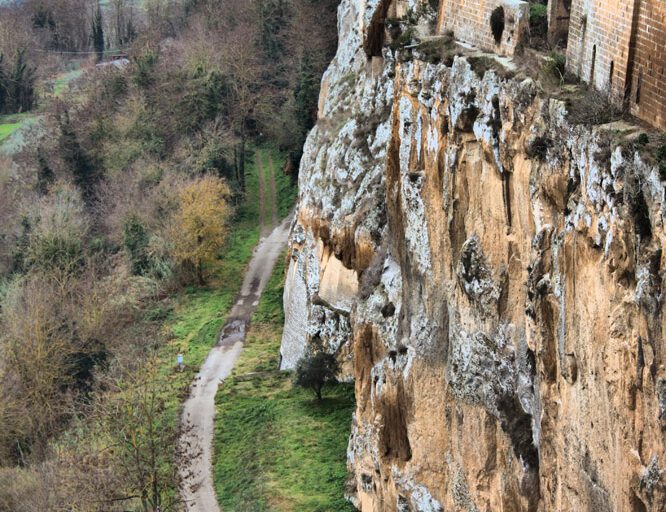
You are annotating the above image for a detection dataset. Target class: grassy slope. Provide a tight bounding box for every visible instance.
[0,114,32,142]
[212,252,356,511]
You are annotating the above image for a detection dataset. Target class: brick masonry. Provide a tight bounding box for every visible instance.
[436,0,530,57]
[566,0,666,130]
[429,0,665,130]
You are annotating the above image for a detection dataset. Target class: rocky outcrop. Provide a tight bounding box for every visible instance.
[281,0,666,510]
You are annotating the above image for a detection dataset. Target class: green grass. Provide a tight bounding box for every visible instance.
[0,120,22,142]
[212,255,356,512]
[150,142,300,499]
[267,145,299,219]
[0,113,34,142]
[51,69,84,97]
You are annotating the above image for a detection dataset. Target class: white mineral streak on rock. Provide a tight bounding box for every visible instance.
[281,0,666,509]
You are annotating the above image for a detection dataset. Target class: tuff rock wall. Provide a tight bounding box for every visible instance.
[280,0,666,510]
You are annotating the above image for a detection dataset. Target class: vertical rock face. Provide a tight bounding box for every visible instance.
[281,1,666,510]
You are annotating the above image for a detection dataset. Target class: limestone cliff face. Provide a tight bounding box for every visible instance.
[280,1,666,510]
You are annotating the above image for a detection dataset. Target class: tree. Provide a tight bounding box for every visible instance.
[103,363,184,512]
[0,49,36,114]
[36,147,55,195]
[111,0,137,47]
[294,345,340,400]
[92,2,105,62]
[294,52,318,138]
[57,109,98,204]
[0,276,84,460]
[0,54,6,113]
[123,215,151,276]
[216,10,266,191]
[170,175,231,284]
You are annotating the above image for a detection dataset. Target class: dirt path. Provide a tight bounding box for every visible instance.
[179,214,291,511]
[256,151,269,237]
[268,154,279,228]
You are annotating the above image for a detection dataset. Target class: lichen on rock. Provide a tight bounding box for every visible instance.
[281,0,666,510]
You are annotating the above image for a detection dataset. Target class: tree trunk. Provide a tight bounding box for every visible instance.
[239,134,246,192]
[197,260,205,286]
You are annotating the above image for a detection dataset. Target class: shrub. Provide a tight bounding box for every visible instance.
[123,215,151,276]
[415,33,456,65]
[637,133,650,146]
[529,4,548,36]
[656,144,666,162]
[527,136,553,161]
[543,51,567,83]
[565,89,623,126]
[133,51,158,89]
[294,346,340,400]
[27,184,88,277]
[390,26,416,51]
[529,3,548,47]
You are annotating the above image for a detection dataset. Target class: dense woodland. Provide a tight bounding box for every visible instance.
[0,0,339,509]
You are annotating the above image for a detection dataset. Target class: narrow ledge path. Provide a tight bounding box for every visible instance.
[178,213,292,512]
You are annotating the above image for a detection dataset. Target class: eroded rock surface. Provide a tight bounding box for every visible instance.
[281,1,666,510]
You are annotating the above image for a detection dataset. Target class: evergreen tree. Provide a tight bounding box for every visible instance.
[0,54,6,114]
[58,110,97,204]
[36,147,55,196]
[123,216,151,276]
[295,53,318,136]
[92,2,105,62]
[257,0,288,60]
[4,50,36,114]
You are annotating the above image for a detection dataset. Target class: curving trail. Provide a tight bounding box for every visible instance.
[178,211,291,511]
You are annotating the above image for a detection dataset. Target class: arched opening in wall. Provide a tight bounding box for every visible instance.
[636,68,643,104]
[548,0,572,48]
[609,61,615,91]
[589,44,597,86]
[490,6,505,45]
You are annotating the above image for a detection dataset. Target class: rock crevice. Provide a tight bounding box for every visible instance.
[281,1,666,510]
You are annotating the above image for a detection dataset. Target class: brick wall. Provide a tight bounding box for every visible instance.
[548,0,572,46]
[629,0,666,129]
[566,0,635,99]
[437,0,529,56]
[565,0,666,130]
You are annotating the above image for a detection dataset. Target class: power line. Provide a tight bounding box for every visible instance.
[32,48,129,55]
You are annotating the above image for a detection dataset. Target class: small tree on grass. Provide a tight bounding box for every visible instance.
[294,344,340,401]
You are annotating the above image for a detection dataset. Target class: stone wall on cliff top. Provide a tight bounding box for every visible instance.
[280,0,666,510]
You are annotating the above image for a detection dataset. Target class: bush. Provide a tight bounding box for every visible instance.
[123,215,151,276]
[27,184,88,277]
[637,133,650,146]
[543,51,566,83]
[294,346,340,400]
[133,51,158,89]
